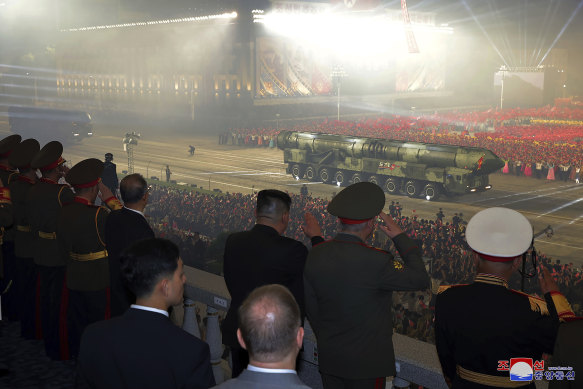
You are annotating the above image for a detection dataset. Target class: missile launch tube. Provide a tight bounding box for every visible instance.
[277,131,504,174]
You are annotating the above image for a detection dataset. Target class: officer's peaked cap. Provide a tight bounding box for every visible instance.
[466,207,533,261]
[66,158,104,189]
[327,182,385,221]
[9,138,40,168]
[0,134,22,158]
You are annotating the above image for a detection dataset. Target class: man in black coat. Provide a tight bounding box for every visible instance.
[77,238,215,389]
[105,173,155,317]
[101,153,119,196]
[222,189,323,377]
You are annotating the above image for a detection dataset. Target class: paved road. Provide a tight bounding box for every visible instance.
[2,121,582,266]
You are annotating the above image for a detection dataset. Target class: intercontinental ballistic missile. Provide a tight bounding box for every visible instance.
[278,131,504,200]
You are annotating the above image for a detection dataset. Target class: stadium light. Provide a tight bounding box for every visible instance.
[257,9,452,63]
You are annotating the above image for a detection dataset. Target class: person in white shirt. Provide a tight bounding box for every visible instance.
[213,284,311,389]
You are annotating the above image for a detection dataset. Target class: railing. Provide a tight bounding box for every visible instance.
[181,265,453,388]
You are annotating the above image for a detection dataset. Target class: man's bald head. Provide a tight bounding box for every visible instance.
[120,173,148,204]
[238,284,301,363]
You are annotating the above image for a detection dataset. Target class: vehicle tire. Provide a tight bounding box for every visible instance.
[334,170,346,186]
[368,175,380,185]
[423,183,441,201]
[320,168,331,183]
[383,177,400,194]
[351,173,363,184]
[291,164,304,180]
[405,180,421,198]
[305,166,317,181]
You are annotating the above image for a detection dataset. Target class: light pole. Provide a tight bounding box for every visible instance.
[275,113,280,130]
[122,131,141,174]
[330,66,347,121]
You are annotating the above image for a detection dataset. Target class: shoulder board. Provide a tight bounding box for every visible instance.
[437,284,467,294]
[509,289,549,316]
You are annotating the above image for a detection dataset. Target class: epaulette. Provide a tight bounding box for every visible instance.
[104,196,123,211]
[0,187,11,204]
[549,291,575,321]
[509,289,549,316]
[437,284,467,294]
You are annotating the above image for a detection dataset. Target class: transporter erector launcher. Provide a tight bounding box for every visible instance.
[277,131,504,201]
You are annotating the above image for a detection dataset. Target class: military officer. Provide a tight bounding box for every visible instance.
[27,141,74,359]
[304,182,430,389]
[8,138,40,339]
[0,134,21,320]
[56,158,122,358]
[435,207,574,389]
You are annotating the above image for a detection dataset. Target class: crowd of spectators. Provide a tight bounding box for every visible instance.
[223,106,583,181]
[145,185,583,344]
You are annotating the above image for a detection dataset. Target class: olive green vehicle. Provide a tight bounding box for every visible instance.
[277,131,505,201]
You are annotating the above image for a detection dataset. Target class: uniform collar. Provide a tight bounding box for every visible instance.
[474,273,509,289]
[40,177,59,185]
[74,196,92,206]
[334,232,365,244]
[17,175,36,184]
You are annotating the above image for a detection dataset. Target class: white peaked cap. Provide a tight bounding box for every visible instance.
[466,207,533,261]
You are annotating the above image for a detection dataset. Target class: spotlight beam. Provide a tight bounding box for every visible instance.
[462,0,510,69]
[538,0,583,66]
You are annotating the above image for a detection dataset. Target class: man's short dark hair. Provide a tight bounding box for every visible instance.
[120,238,179,298]
[238,284,301,363]
[120,173,148,204]
[256,189,291,219]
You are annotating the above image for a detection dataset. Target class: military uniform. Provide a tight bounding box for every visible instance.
[8,139,41,339]
[27,141,74,359]
[304,182,430,388]
[0,134,21,321]
[56,158,122,357]
[435,207,574,389]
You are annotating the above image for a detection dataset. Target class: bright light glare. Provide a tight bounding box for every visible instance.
[425,195,431,200]
[259,11,452,60]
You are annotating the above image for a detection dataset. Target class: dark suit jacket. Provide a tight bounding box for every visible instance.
[549,319,583,389]
[105,207,155,262]
[212,369,311,389]
[105,207,155,315]
[304,232,429,379]
[77,307,215,389]
[222,224,321,347]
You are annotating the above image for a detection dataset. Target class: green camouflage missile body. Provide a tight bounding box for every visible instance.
[277,131,505,200]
